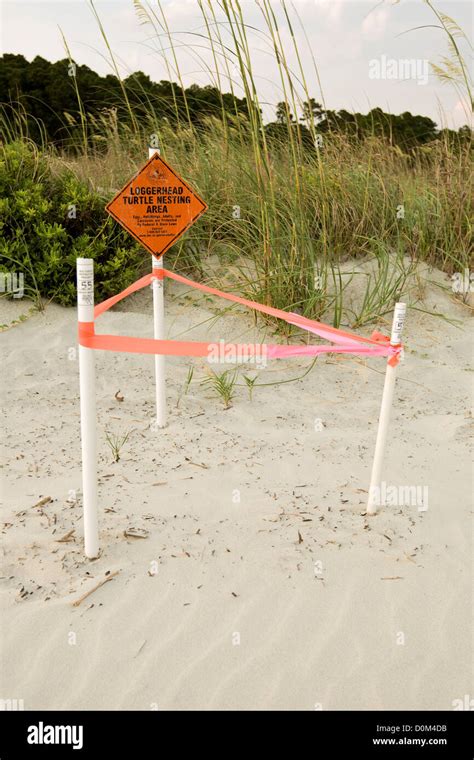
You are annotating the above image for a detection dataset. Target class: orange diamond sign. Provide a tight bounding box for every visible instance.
[106,152,208,259]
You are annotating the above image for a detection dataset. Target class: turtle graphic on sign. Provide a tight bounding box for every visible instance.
[106,153,208,259]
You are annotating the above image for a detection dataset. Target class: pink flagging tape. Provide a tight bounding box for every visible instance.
[163,269,379,347]
[78,270,402,365]
[94,273,155,317]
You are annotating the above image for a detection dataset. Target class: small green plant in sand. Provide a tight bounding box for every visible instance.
[105,428,134,462]
[243,374,259,401]
[201,369,238,409]
[176,365,194,408]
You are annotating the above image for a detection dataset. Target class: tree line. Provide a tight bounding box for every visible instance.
[0,53,251,144]
[273,98,471,152]
[0,54,471,151]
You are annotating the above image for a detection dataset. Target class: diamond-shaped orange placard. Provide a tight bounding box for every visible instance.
[106,153,208,259]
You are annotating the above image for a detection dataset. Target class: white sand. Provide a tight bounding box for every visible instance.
[1,263,472,710]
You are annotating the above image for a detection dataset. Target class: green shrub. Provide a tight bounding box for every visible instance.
[0,140,148,306]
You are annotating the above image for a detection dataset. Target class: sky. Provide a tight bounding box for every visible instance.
[1,0,472,129]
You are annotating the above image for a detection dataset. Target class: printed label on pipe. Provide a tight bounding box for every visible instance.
[391,304,407,345]
[77,264,94,306]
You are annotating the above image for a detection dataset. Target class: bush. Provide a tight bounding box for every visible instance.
[0,140,148,306]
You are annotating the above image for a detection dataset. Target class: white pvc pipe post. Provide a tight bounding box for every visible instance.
[149,145,167,428]
[77,258,99,558]
[366,303,407,515]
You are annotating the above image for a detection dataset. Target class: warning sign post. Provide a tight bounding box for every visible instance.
[106,153,208,259]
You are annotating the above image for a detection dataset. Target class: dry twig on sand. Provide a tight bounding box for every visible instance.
[71,571,120,607]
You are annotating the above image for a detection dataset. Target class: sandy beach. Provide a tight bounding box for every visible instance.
[1,263,472,711]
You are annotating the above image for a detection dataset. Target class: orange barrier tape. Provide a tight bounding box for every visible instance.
[162,269,382,348]
[78,321,397,360]
[78,270,402,364]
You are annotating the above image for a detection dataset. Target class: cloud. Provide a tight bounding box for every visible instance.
[312,0,345,24]
[452,97,473,129]
[361,6,390,40]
